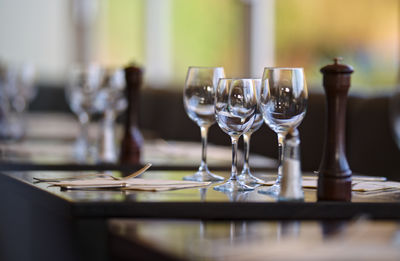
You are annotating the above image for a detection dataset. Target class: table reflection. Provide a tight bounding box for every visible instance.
[109,219,400,261]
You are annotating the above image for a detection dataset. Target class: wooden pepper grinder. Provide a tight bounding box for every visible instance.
[119,64,144,165]
[317,58,353,201]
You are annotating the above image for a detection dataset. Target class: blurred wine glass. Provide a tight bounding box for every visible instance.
[389,86,400,149]
[237,79,266,186]
[214,78,258,192]
[0,63,36,141]
[258,68,308,197]
[95,68,127,163]
[183,66,225,181]
[66,64,103,162]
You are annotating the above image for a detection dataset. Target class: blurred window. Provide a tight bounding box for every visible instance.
[100,0,145,67]
[98,0,400,92]
[101,0,249,87]
[275,0,399,93]
[0,0,398,93]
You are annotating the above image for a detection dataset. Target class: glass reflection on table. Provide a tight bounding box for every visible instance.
[108,218,400,261]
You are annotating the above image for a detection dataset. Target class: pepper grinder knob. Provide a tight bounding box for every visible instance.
[317,58,353,201]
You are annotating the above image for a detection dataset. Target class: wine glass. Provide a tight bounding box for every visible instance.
[66,64,104,162]
[183,66,225,181]
[237,79,266,186]
[0,63,36,141]
[213,78,258,192]
[258,68,308,196]
[95,68,127,163]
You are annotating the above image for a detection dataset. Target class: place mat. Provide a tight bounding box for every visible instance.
[49,177,211,192]
[262,176,400,192]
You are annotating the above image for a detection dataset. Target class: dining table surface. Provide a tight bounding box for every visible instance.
[2,168,400,261]
[2,113,400,261]
[0,113,276,171]
[3,169,400,220]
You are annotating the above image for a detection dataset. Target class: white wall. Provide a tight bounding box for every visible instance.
[0,0,72,83]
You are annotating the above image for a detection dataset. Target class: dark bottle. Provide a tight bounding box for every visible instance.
[317,58,353,201]
[119,64,144,165]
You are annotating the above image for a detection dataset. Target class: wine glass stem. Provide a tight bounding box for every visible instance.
[78,112,90,146]
[277,132,285,184]
[199,125,210,172]
[243,132,252,172]
[100,110,116,161]
[230,135,240,180]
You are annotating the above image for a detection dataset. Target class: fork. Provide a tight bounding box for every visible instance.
[33,163,152,182]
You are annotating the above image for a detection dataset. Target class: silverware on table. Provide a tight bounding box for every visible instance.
[34,163,152,182]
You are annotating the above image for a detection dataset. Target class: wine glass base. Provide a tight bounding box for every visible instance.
[225,190,250,202]
[183,171,225,182]
[237,172,265,187]
[258,183,280,197]
[213,179,254,192]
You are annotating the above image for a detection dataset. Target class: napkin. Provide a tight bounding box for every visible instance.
[50,178,211,191]
[261,176,400,192]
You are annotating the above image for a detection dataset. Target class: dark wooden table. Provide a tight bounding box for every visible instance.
[0,114,398,260]
[1,169,400,261]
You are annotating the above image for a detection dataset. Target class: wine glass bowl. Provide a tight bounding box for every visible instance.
[215,79,257,136]
[183,67,225,181]
[258,68,308,196]
[94,68,127,113]
[184,86,216,127]
[67,65,104,117]
[214,78,258,192]
[390,88,400,149]
[260,68,308,133]
[237,79,266,186]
